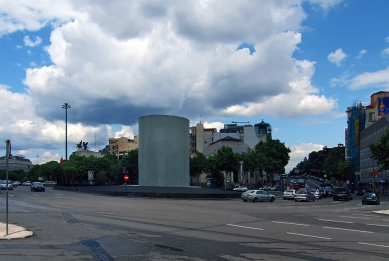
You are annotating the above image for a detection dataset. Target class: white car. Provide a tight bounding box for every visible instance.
[282,189,296,200]
[233,186,248,192]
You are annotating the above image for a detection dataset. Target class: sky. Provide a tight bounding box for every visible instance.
[1,0,389,172]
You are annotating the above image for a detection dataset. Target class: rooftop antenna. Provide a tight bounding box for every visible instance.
[200,115,202,124]
[95,133,96,152]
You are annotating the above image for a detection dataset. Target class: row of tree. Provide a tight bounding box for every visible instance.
[1,139,291,187]
[293,128,389,181]
[190,139,291,186]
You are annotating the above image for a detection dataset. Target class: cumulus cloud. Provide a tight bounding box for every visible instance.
[0,0,344,163]
[23,35,42,47]
[328,48,347,66]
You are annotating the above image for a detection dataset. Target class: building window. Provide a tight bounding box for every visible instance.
[369,112,375,122]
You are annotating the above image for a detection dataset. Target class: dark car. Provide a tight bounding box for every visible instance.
[31,182,45,192]
[356,190,366,196]
[362,192,380,205]
[318,189,327,198]
[333,187,352,201]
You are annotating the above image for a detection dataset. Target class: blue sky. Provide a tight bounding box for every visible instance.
[1,0,389,171]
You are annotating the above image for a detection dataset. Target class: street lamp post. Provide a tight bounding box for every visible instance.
[62,103,71,183]
[239,161,244,185]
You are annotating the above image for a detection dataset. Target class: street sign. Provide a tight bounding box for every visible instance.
[124,174,129,181]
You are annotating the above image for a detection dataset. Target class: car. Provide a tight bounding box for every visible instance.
[294,190,315,202]
[318,189,327,198]
[42,181,57,186]
[362,192,380,205]
[241,190,276,202]
[22,181,31,186]
[233,186,248,192]
[282,189,296,200]
[0,180,13,190]
[333,187,352,201]
[31,182,45,192]
[324,187,334,196]
[356,190,366,196]
[311,189,323,199]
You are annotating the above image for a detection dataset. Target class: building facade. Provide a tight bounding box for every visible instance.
[108,136,139,160]
[0,155,33,172]
[346,91,389,194]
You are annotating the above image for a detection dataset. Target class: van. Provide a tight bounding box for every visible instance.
[42,181,56,185]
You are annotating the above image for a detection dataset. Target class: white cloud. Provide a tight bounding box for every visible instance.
[356,49,367,59]
[381,48,389,58]
[0,1,344,164]
[349,68,389,90]
[286,143,325,172]
[385,36,389,42]
[327,48,347,66]
[23,35,42,47]
[308,0,344,11]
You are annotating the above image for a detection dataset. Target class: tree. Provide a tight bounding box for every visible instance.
[120,150,138,183]
[323,147,350,181]
[206,146,239,187]
[190,151,208,185]
[369,129,389,171]
[254,139,290,174]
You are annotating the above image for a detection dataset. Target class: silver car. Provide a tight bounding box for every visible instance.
[282,189,296,200]
[241,190,276,202]
[294,190,315,202]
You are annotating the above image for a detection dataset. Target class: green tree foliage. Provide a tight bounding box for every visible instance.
[323,146,350,181]
[190,151,208,185]
[369,129,389,171]
[254,139,290,174]
[120,150,138,182]
[206,146,239,186]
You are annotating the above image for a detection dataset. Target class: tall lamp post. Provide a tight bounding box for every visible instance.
[62,103,71,183]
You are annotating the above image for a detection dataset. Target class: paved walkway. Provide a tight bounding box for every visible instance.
[0,222,33,240]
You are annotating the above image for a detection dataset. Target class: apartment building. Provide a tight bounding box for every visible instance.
[0,155,33,172]
[109,136,139,159]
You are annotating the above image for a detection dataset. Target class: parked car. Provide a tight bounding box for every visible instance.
[356,190,366,196]
[22,181,31,186]
[361,192,380,205]
[311,189,323,199]
[241,190,276,202]
[324,187,334,196]
[42,181,57,186]
[282,189,297,200]
[318,188,326,198]
[233,186,248,192]
[333,187,352,201]
[294,190,315,202]
[0,180,13,190]
[31,182,45,192]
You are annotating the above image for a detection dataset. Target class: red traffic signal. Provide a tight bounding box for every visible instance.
[124,174,129,181]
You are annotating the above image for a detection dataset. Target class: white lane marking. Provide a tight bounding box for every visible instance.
[352,214,375,217]
[339,216,369,219]
[323,226,373,233]
[367,224,389,228]
[272,221,309,226]
[287,232,331,240]
[226,224,263,230]
[318,219,354,224]
[359,242,389,248]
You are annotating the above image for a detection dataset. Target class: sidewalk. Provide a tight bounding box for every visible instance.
[0,222,33,240]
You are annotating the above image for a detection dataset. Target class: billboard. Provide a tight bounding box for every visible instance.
[378,97,389,116]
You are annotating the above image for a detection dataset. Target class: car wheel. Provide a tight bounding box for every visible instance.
[283,198,286,200]
[270,197,275,202]
[313,198,315,202]
[253,197,258,202]
[295,199,297,202]
[243,200,247,202]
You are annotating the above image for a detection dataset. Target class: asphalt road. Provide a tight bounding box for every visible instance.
[1,186,388,261]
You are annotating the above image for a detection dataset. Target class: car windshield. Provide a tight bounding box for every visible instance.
[364,192,377,197]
